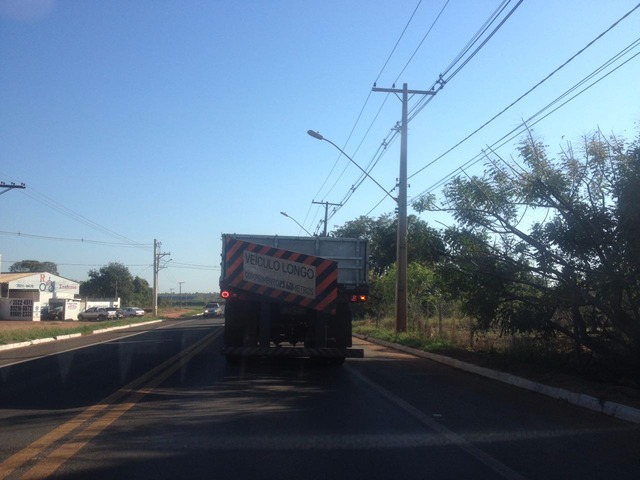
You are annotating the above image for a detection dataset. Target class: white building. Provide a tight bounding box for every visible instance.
[0,272,81,321]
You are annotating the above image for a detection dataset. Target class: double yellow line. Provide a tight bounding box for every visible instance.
[1,328,222,479]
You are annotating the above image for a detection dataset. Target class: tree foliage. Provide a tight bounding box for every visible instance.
[419,128,640,375]
[332,213,445,275]
[332,213,445,325]
[374,262,439,328]
[9,260,59,275]
[80,262,152,307]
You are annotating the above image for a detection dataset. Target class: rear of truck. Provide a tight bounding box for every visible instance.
[219,234,368,364]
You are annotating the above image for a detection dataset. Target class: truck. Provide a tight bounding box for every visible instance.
[220,234,369,364]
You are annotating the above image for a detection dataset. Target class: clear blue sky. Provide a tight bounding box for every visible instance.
[1,0,639,294]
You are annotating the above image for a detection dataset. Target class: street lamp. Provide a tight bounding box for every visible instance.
[280,211,313,236]
[308,129,408,333]
[307,130,396,202]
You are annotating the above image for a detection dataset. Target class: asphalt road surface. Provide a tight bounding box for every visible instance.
[1,317,639,479]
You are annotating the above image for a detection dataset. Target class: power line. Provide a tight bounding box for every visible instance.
[0,229,152,248]
[322,1,522,225]
[306,0,437,230]
[2,260,151,268]
[375,0,424,85]
[408,1,640,183]
[169,262,220,271]
[0,171,146,246]
[392,0,451,85]
[410,36,640,206]
[441,0,521,83]
[406,0,525,124]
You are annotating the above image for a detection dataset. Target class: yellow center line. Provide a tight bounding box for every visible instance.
[0,328,221,479]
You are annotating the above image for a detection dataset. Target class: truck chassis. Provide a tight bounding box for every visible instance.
[222,294,364,364]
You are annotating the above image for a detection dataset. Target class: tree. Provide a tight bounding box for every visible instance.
[419,128,640,377]
[332,213,445,275]
[332,213,446,328]
[130,276,152,307]
[80,262,151,307]
[333,214,396,275]
[9,260,59,275]
[378,262,438,330]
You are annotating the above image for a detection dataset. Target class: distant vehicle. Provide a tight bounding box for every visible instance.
[203,302,223,318]
[123,307,145,317]
[77,307,118,322]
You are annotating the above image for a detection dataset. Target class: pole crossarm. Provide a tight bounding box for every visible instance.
[372,87,437,96]
[312,200,342,237]
[0,182,26,196]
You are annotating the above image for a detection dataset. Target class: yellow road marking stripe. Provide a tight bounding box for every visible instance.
[0,328,221,479]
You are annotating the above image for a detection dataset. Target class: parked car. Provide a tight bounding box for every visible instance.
[123,307,145,317]
[203,302,223,318]
[47,306,64,320]
[77,307,118,322]
[40,305,63,320]
[106,307,124,319]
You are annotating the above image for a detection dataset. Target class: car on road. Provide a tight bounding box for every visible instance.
[203,302,223,318]
[77,307,118,322]
[123,307,145,317]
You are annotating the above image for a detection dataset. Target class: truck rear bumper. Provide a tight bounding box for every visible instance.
[222,346,364,358]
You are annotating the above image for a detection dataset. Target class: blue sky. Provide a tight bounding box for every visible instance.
[1,0,639,294]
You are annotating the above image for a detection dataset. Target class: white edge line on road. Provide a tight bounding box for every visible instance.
[347,365,527,480]
[356,334,640,424]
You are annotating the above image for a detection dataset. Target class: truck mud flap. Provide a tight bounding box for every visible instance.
[222,346,364,358]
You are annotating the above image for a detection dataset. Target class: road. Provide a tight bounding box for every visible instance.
[1,317,639,479]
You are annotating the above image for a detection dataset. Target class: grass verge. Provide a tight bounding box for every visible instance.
[353,320,459,353]
[0,317,160,345]
[353,318,597,382]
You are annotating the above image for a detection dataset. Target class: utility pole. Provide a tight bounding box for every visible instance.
[152,239,171,316]
[372,83,436,333]
[312,200,342,236]
[178,281,185,306]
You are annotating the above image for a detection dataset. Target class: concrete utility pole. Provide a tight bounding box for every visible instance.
[152,239,171,316]
[312,200,342,236]
[178,281,185,306]
[372,83,435,333]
